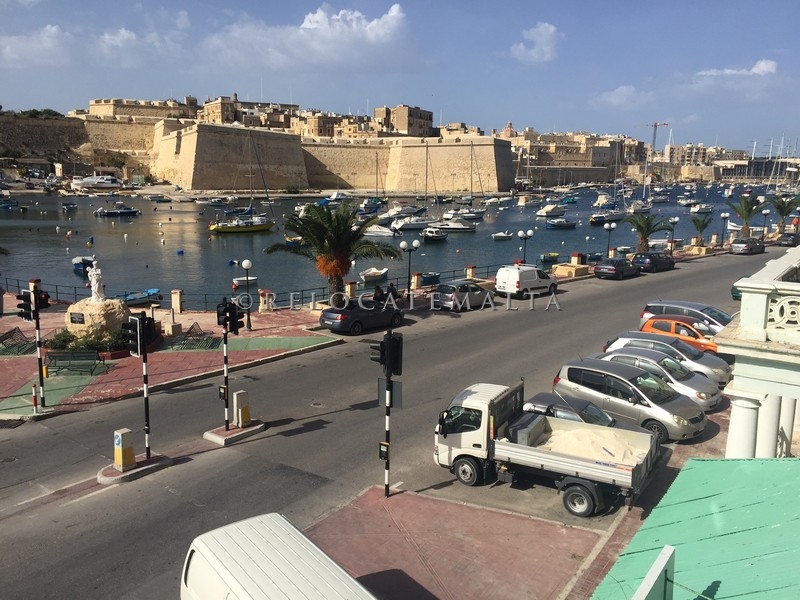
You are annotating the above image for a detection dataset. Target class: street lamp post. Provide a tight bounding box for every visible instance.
[604,222,617,257]
[517,229,534,263]
[399,239,420,301]
[668,216,680,254]
[241,259,253,331]
[761,208,771,241]
[720,212,730,247]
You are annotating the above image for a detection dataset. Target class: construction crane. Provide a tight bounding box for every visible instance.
[644,122,669,189]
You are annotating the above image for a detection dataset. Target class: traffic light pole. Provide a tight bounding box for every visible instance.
[141,332,151,459]
[33,305,46,409]
[383,374,393,498]
[222,325,230,431]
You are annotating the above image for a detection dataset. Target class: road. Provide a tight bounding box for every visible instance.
[0,252,760,599]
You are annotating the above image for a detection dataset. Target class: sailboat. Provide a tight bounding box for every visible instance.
[445,142,487,219]
[209,132,276,234]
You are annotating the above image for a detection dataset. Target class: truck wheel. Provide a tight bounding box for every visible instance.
[562,485,595,517]
[644,420,669,444]
[453,457,482,486]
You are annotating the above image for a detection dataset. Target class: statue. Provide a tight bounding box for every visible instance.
[87,260,106,302]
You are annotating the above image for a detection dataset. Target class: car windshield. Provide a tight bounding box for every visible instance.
[700,306,732,325]
[669,337,703,359]
[631,372,679,404]
[657,354,693,381]
[578,403,614,426]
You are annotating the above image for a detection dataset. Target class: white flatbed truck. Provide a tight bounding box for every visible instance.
[433,381,660,517]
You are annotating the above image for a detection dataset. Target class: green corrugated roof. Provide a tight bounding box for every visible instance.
[592,458,800,599]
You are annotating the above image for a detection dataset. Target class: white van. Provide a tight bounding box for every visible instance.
[494,264,557,299]
[181,513,376,600]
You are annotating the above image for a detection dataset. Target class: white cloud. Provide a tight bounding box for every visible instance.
[510,22,562,65]
[202,4,408,70]
[0,24,73,68]
[175,10,190,31]
[99,28,137,50]
[590,85,654,110]
[695,59,777,78]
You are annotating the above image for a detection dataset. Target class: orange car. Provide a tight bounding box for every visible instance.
[639,315,719,354]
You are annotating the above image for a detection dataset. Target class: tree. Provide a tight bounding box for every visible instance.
[264,203,401,307]
[690,214,714,247]
[622,213,672,253]
[769,194,800,235]
[725,195,759,238]
[107,152,128,171]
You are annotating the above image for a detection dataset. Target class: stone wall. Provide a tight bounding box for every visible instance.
[0,114,88,158]
[301,138,391,191]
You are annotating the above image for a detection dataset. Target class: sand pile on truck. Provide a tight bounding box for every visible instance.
[536,429,649,467]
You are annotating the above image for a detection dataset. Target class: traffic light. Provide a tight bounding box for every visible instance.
[385,332,403,377]
[217,302,227,326]
[121,316,142,357]
[16,292,34,321]
[226,302,245,335]
[36,291,51,310]
[370,339,386,367]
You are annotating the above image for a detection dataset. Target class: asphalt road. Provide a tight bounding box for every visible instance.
[0,251,761,599]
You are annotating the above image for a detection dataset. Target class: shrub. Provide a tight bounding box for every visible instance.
[46,330,76,350]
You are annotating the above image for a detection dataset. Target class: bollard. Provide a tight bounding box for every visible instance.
[31,384,38,413]
[113,428,136,472]
[232,390,251,428]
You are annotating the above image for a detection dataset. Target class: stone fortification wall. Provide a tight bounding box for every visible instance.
[89,98,191,119]
[155,124,308,191]
[302,138,391,191]
[81,117,156,155]
[0,114,88,158]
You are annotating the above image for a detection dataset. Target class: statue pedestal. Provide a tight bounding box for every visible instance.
[65,298,129,336]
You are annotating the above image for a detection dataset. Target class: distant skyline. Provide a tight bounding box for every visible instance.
[2,1,798,155]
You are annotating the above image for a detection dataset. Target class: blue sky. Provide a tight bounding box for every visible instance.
[1,1,798,154]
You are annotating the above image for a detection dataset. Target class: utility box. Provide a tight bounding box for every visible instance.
[233,390,251,428]
[113,428,135,472]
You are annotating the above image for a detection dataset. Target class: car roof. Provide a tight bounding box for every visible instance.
[596,347,674,363]
[529,391,592,412]
[563,357,648,379]
[643,314,706,326]
[613,330,682,346]
[440,279,473,285]
[644,299,719,312]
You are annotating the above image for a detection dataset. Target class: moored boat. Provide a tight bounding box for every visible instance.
[589,209,626,225]
[114,288,163,307]
[689,203,714,214]
[535,204,567,218]
[546,217,577,230]
[432,218,477,231]
[491,230,514,240]
[359,267,389,283]
[363,224,400,238]
[420,226,448,241]
[208,214,276,233]
[94,203,141,217]
[71,255,95,276]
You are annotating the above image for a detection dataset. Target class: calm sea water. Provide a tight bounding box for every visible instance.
[0,184,764,308]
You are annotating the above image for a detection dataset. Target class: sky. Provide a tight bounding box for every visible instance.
[1,0,799,154]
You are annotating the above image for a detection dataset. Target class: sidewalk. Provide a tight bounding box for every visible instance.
[0,296,339,419]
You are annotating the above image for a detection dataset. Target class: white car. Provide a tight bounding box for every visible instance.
[591,348,721,411]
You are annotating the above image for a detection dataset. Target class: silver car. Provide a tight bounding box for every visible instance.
[553,358,707,443]
[603,331,732,389]
[591,348,721,411]
[638,299,733,335]
[433,279,494,311]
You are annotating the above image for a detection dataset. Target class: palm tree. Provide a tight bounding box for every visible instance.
[622,213,672,253]
[264,203,401,307]
[725,195,759,238]
[690,214,713,247]
[769,194,800,235]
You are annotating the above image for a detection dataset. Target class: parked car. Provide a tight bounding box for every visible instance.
[591,348,721,411]
[730,237,765,255]
[640,315,719,353]
[553,358,707,443]
[494,264,557,299]
[318,298,402,335]
[631,251,675,273]
[523,391,651,433]
[603,331,732,389]
[776,232,800,247]
[593,258,640,280]
[433,279,494,311]
[638,300,733,335]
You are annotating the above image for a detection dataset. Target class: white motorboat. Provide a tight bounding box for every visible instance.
[359,267,389,283]
[589,209,626,225]
[390,215,438,230]
[626,200,652,214]
[363,224,400,237]
[689,203,714,214]
[420,227,448,241]
[79,175,123,190]
[442,206,487,220]
[432,218,476,231]
[491,230,514,240]
[535,204,568,218]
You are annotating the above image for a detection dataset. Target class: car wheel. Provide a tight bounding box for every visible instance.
[644,420,669,444]
[349,321,363,335]
[520,288,530,300]
[453,457,482,486]
[562,485,595,517]
[390,312,402,327]
[547,283,557,295]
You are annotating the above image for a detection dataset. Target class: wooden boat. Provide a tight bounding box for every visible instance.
[208,214,276,233]
[359,267,389,283]
[114,288,163,306]
[420,272,441,286]
[546,218,577,230]
[72,256,95,276]
[491,230,514,240]
[421,226,448,241]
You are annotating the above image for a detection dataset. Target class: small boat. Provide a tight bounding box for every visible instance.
[592,193,615,208]
[359,267,389,283]
[546,218,577,230]
[689,203,714,214]
[539,252,560,263]
[284,235,304,246]
[114,288,163,307]
[491,230,514,240]
[72,256,95,276]
[626,200,652,214]
[208,214,276,233]
[224,203,255,216]
[61,202,78,211]
[146,194,172,203]
[535,204,568,218]
[676,196,699,207]
[94,203,141,217]
[0,198,20,210]
[421,227,448,241]
[390,215,438,231]
[442,207,487,220]
[420,272,441,286]
[363,224,400,238]
[589,209,626,225]
[432,218,477,231]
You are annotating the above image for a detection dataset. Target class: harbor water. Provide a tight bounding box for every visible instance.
[0,184,771,308]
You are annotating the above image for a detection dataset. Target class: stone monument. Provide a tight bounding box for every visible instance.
[65,259,130,336]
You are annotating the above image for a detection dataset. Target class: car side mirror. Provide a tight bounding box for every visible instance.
[438,411,448,438]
